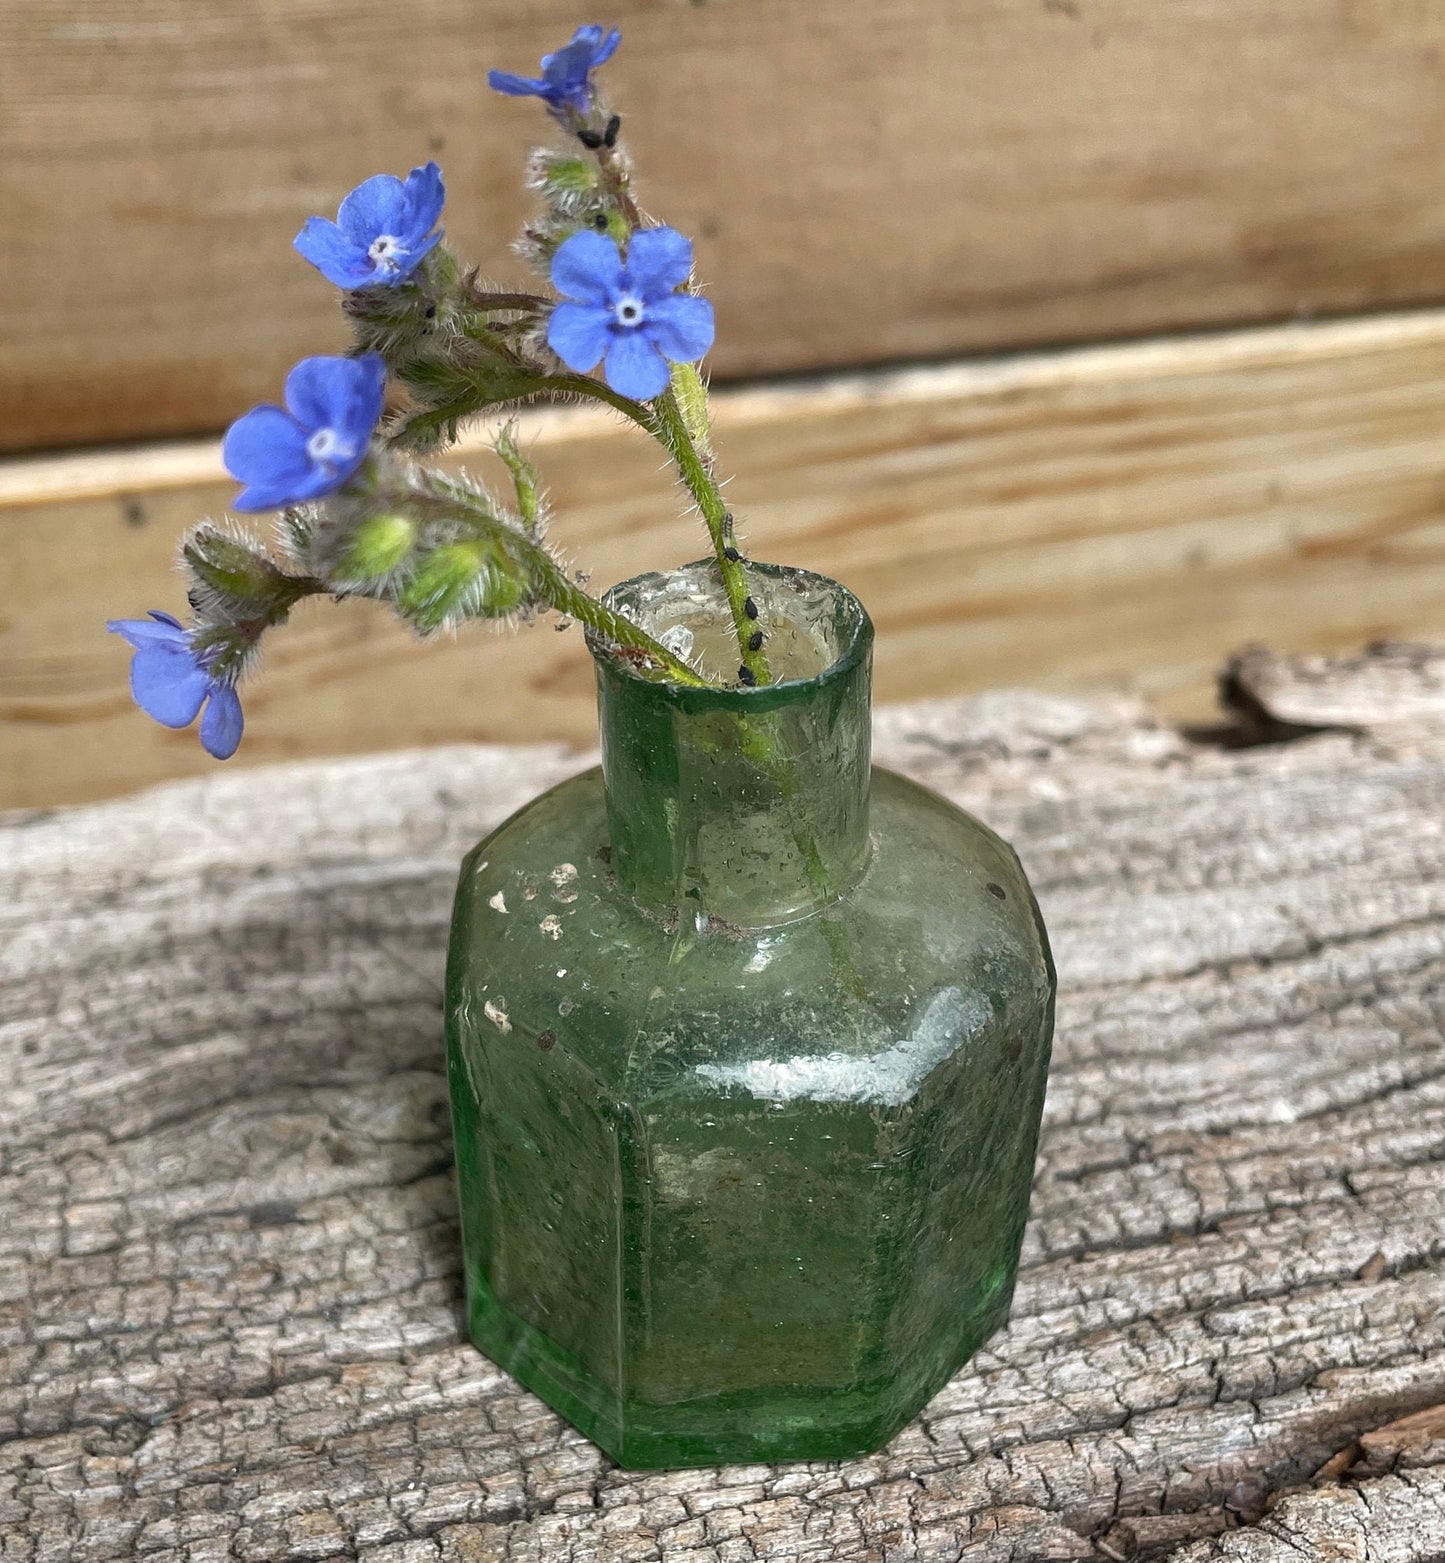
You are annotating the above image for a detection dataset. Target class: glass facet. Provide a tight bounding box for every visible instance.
[446,563,1055,1468]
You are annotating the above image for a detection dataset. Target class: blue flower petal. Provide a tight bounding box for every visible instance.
[645,293,715,363]
[199,683,245,760]
[590,27,622,67]
[401,162,445,242]
[223,404,311,482]
[296,166,442,289]
[294,217,374,289]
[337,353,388,441]
[604,331,671,400]
[488,69,549,96]
[283,356,344,431]
[547,301,612,373]
[131,644,210,728]
[107,614,189,651]
[224,405,310,478]
[284,354,385,441]
[543,25,620,86]
[226,358,384,510]
[540,37,592,79]
[404,229,445,274]
[233,467,343,513]
[551,229,623,305]
[626,227,694,298]
[336,173,409,245]
[493,25,620,108]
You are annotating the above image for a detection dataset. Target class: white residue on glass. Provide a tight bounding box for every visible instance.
[692,987,990,1107]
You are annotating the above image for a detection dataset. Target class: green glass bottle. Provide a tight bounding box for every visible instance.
[445,562,1055,1468]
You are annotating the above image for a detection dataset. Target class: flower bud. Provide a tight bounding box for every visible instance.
[397,538,531,631]
[420,244,461,292]
[519,210,628,276]
[479,558,530,615]
[529,150,601,207]
[399,542,483,629]
[334,514,416,582]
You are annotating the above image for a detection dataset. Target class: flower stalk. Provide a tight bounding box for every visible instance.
[651,384,771,683]
[588,137,643,232]
[108,22,793,763]
[415,470,707,685]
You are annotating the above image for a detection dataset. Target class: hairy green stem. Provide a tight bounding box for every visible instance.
[405,372,771,684]
[542,373,656,430]
[594,143,643,230]
[191,573,330,682]
[386,279,767,681]
[422,474,707,687]
[389,370,656,451]
[652,390,771,684]
[466,288,550,312]
[529,551,707,686]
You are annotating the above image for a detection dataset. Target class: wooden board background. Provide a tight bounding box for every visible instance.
[8,0,1445,450]
[6,310,1445,810]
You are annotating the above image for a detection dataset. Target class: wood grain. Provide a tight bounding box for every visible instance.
[8,0,1445,449]
[4,647,1445,1558]
[7,311,1445,810]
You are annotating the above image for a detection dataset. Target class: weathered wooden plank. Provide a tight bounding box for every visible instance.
[7,312,1445,809]
[9,0,1445,450]
[2,646,1444,1559]
[1163,1471,1445,1561]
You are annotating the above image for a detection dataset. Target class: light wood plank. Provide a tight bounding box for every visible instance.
[6,310,1445,809]
[9,0,1445,449]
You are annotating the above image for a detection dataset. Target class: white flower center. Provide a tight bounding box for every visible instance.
[306,427,355,467]
[613,293,645,329]
[368,233,404,272]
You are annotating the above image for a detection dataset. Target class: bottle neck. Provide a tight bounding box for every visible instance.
[591,564,873,930]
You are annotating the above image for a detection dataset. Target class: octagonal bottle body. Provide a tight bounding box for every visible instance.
[445,564,1054,1468]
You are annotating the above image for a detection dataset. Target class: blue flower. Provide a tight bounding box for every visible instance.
[294,163,445,289]
[106,612,245,760]
[488,25,621,117]
[547,228,715,401]
[223,354,386,512]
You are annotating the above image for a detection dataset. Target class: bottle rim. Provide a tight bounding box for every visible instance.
[586,559,873,714]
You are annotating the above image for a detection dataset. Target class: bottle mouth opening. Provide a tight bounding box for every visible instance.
[588,560,872,709]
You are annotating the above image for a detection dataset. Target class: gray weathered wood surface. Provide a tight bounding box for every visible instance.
[3,647,1445,1561]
